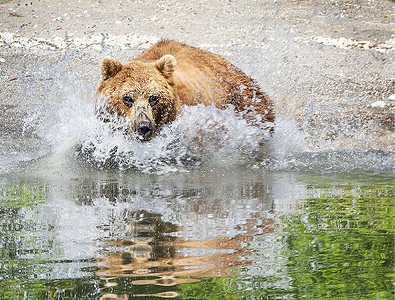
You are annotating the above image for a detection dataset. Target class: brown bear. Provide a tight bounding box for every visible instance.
[97,40,274,141]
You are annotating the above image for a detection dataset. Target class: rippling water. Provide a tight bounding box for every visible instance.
[0,65,394,299]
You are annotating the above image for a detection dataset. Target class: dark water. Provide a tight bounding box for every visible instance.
[0,169,393,299]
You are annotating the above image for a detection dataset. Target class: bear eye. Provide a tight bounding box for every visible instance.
[122,94,134,107]
[148,95,160,107]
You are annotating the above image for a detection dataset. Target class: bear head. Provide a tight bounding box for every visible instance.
[97,55,178,141]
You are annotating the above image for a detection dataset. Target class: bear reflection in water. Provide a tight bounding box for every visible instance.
[96,210,273,299]
[69,179,275,299]
[97,40,275,141]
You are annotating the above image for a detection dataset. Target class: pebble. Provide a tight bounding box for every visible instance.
[388,94,395,101]
[370,100,386,108]
[0,57,5,63]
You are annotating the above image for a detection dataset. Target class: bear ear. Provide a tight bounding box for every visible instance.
[156,54,177,78]
[101,57,122,79]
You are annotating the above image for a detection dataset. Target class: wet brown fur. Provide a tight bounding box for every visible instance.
[97,40,275,137]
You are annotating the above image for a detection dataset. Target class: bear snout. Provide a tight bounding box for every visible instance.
[131,103,156,141]
[136,121,154,141]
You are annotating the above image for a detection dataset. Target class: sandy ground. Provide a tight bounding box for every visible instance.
[0,0,394,151]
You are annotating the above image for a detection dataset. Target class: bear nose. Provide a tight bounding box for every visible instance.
[136,121,154,140]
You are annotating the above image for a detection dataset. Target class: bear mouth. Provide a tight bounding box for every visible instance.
[136,121,155,141]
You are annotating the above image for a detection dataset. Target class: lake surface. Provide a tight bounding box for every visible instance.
[0,169,393,299]
[0,66,394,299]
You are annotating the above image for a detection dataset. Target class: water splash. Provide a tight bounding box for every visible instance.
[68,102,276,173]
[16,65,277,174]
[4,64,392,175]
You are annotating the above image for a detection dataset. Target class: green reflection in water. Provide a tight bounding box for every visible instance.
[1,183,47,208]
[0,183,50,298]
[0,179,393,299]
[282,184,394,300]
